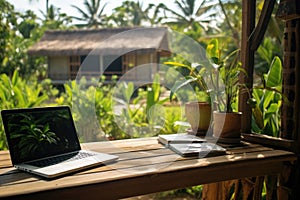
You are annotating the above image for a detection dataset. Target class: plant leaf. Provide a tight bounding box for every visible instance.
[170,77,197,101]
[265,56,282,88]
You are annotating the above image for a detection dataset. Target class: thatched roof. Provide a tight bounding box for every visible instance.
[28,27,170,56]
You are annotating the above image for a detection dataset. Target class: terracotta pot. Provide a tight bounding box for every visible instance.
[213,111,242,139]
[185,102,212,134]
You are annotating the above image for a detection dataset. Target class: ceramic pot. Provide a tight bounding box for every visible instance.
[185,102,212,135]
[213,111,242,139]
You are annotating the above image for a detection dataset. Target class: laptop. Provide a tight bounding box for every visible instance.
[1,106,118,178]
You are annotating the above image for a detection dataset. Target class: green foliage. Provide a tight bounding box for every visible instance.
[255,37,283,76]
[0,0,25,75]
[72,0,108,28]
[55,77,116,142]
[0,70,58,150]
[215,0,242,49]
[0,73,182,147]
[161,0,217,41]
[1,1,45,78]
[249,56,283,137]
[41,5,73,29]
[95,79,128,140]
[206,39,245,112]
[164,61,209,102]
[0,70,50,109]
[108,1,165,27]
[0,1,288,199]
[113,74,173,138]
[0,0,74,79]
[164,38,246,114]
[56,75,181,141]
[159,106,186,134]
[157,185,202,199]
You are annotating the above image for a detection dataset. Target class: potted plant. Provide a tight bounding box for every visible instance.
[164,60,212,136]
[206,39,246,143]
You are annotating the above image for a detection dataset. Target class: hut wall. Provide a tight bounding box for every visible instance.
[48,56,69,80]
[122,52,158,83]
[136,53,155,81]
[46,51,159,84]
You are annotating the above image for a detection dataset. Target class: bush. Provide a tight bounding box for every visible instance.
[56,75,185,142]
[0,70,58,150]
[0,72,186,149]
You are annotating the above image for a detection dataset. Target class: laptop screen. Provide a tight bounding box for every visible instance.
[1,106,81,164]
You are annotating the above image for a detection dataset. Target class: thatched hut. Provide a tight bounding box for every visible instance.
[28,27,170,84]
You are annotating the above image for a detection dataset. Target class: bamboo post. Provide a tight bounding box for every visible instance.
[276,0,300,198]
[239,0,256,133]
[279,19,300,200]
[280,20,300,140]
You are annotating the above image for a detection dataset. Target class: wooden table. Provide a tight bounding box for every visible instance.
[0,137,296,200]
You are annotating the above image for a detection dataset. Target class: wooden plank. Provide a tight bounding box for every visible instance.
[84,137,272,154]
[0,148,182,187]
[0,148,295,198]
[0,147,174,174]
[0,138,273,172]
[0,138,163,169]
[0,151,10,165]
[0,151,295,200]
[0,148,177,180]
[0,138,296,199]
[81,137,162,153]
[0,167,17,175]
[0,161,12,169]
[0,150,9,155]
[0,138,290,175]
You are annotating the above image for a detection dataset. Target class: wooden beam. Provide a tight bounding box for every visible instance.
[250,0,276,51]
[239,0,256,133]
[242,133,298,152]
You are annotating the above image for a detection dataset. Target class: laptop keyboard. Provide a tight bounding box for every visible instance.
[26,152,96,167]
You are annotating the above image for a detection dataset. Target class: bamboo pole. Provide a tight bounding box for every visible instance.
[239,0,256,133]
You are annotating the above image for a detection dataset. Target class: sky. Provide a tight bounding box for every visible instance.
[6,0,176,24]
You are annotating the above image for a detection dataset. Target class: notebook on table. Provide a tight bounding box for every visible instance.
[168,142,226,157]
[158,133,206,146]
[1,106,118,179]
[158,133,226,157]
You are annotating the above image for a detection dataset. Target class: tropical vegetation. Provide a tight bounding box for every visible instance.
[0,0,285,198]
[205,39,245,113]
[72,0,108,28]
[0,0,284,141]
[249,56,283,137]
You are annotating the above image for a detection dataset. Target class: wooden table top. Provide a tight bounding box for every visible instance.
[0,137,296,200]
